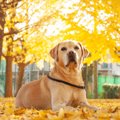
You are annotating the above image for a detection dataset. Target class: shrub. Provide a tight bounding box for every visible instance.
[103,84,120,98]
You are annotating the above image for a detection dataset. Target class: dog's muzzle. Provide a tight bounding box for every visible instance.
[68,51,76,63]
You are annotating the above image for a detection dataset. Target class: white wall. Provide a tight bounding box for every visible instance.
[112,64,120,76]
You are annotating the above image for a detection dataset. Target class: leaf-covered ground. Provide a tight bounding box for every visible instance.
[0,98,120,120]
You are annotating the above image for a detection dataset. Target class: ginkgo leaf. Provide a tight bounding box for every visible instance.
[1,98,120,120]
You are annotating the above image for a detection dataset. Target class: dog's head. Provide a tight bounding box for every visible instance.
[50,40,89,69]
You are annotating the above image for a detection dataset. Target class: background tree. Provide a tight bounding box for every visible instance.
[2,0,22,97]
[2,0,61,96]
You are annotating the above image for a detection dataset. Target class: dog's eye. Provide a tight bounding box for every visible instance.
[61,47,67,51]
[74,46,79,50]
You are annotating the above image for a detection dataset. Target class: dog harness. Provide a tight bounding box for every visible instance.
[47,74,85,89]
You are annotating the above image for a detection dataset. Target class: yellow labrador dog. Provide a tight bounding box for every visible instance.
[15,40,97,110]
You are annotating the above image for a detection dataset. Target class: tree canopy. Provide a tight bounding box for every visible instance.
[1,0,120,64]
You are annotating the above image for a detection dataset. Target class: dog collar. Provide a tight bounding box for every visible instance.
[47,75,85,89]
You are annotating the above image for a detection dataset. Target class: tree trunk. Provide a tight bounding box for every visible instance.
[82,64,88,96]
[15,63,25,96]
[93,61,98,98]
[5,56,13,97]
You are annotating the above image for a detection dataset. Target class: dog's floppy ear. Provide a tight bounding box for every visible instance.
[78,42,89,59]
[83,47,89,58]
[50,44,59,61]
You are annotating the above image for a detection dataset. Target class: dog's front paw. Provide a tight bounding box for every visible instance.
[79,102,100,111]
[89,105,100,111]
[63,106,77,112]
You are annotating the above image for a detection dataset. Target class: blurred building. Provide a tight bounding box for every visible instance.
[98,63,120,76]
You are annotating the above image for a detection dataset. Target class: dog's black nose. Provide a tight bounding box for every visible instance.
[69,51,74,56]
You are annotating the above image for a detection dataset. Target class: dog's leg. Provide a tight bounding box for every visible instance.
[79,102,99,111]
[52,103,77,111]
[50,87,72,111]
[52,102,67,111]
[51,91,68,111]
[51,92,72,111]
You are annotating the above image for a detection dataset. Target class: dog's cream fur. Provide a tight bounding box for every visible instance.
[15,40,97,110]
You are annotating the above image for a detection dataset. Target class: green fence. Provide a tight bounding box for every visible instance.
[98,75,120,96]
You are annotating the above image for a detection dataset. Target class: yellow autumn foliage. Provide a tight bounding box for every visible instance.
[2,0,120,64]
[0,98,120,120]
